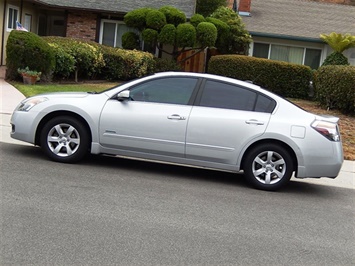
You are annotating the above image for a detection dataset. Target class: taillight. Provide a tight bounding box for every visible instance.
[311,120,340,142]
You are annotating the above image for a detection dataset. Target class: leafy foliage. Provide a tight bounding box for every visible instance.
[158,24,176,45]
[322,51,350,66]
[44,37,105,80]
[196,22,218,47]
[314,65,355,114]
[208,55,312,99]
[154,58,183,72]
[124,6,240,62]
[122,32,141,50]
[320,32,355,53]
[210,7,252,54]
[6,30,55,81]
[146,10,167,30]
[196,0,227,17]
[47,42,75,78]
[142,28,159,45]
[176,23,197,48]
[123,8,153,30]
[101,46,155,80]
[159,6,186,26]
[190,14,206,28]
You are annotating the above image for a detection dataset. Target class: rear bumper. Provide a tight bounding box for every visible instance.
[296,142,343,178]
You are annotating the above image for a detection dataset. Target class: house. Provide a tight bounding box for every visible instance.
[2,0,354,71]
[0,0,196,66]
[232,0,355,68]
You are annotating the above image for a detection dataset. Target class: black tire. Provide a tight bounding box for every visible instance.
[243,143,294,191]
[40,116,89,163]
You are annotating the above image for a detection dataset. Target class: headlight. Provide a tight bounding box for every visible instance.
[17,97,48,112]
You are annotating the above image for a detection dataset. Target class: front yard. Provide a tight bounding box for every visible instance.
[11,81,355,160]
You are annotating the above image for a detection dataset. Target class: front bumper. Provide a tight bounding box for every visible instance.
[10,111,40,144]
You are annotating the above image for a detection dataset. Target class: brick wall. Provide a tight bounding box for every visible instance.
[66,11,97,41]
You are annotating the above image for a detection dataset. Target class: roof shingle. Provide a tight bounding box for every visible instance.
[35,0,196,18]
[240,0,355,41]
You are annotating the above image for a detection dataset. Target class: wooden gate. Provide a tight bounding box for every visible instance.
[178,49,206,73]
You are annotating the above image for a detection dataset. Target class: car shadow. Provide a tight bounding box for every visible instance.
[2,142,350,197]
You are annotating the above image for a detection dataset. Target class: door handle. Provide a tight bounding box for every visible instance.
[245,119,265,125]
[167,114,186,120]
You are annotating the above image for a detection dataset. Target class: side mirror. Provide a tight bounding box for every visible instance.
[117,90,130,101]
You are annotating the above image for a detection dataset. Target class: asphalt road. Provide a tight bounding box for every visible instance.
[1,142,355,265]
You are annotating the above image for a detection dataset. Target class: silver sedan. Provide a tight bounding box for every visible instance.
[10,72,343,190]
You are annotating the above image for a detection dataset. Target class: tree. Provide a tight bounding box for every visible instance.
[210,6,252,55]
[124,6,218,62]
[320,32,355,66]
[196,0,227,17]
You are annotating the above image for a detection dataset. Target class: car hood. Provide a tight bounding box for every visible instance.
[36,92,91,99]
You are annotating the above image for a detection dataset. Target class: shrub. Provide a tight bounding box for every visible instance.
[159,6,186,26]
[101,46,155,80]
[47,42,75,79]
[44,37,105,80]
[154,58,183,72]
[314,65,355,114]
[6,30,55,81]
[124,8,153,30]
[146,10,166,30]
[321,51,349,66]
[190,14,206,28]
[176,23,196,48]
[196,22,217,47]
[142,28,159,44]
[206,17,230,53]
[208,55,312,99]
[122,32,141,50]
[158,24,176,45]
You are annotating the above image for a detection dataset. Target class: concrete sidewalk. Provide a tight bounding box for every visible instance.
[0,78,354,189]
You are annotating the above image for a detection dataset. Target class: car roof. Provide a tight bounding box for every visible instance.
[152,71,262,90]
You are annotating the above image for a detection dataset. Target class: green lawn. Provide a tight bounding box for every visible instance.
[10,81,119,97]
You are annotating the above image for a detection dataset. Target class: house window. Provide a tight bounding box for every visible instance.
[24,14,32,32]
[100,20,140,48]
[253,43,269,59]
[7,5,19,30]
[304,48,322,69]
[253,43,321,69]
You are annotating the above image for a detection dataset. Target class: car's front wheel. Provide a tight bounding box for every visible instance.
[40,116,89,163]
[243,144,294,191]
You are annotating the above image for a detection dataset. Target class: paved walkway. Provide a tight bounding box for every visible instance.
[0,78,354,189]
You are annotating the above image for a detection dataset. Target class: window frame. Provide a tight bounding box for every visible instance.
[99,19,141,48]
[6,4,19,31]
[252,42,322,69]
[195,79,276,113]
[128,77,201,106]
[24,14,32,32]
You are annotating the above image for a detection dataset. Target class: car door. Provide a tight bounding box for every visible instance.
[186,79,275,165]
[99,77,199,157]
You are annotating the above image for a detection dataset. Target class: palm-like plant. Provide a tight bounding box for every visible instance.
[320,32,355,66]
[320,32,355,53]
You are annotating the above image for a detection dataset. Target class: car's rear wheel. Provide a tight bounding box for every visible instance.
[243,144,294,191]
[40,116,89,163]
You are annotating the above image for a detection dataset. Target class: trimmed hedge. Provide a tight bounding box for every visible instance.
[44,36,105,80]
[208,55,313,99]
[101,46,155,80]
[6,30,55,81]
[44,36,155,81]
[314,65,355,114]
